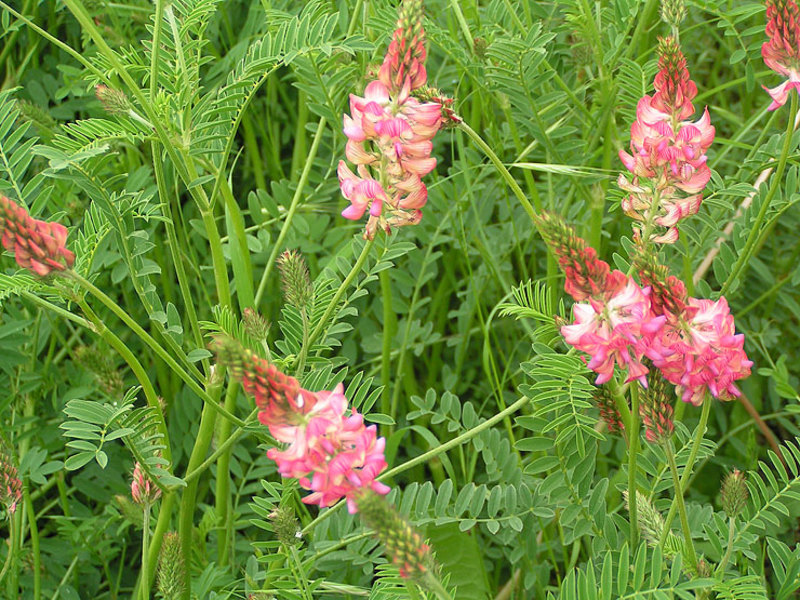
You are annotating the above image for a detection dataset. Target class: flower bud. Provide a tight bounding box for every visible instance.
[157,531,185,600]
[660,0,686,29]
[95,84,132,116]
[276,250,313,311]
[0,195,75,276]
[355,489,435,582]
[593,385,625,435]
[0,444,22,517]
[639,368,675,444]
[268,506,301,546]
[242,307,270,341]
[74,345,124,398]
[721,469,748,519]
[131,462,161,506]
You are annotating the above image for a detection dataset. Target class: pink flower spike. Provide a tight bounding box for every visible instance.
[763,0,800,108]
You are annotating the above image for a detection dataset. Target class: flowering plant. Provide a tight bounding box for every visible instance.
[1,1,799,599]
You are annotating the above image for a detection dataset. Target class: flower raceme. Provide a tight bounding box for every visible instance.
[537,213,751,405]
[0,195,74,276]
[762,0,800,110]
[338,0,443,239]
[130,462,161,506]
[618,37,714,244]
[210,336,390,513]
[0,445,21,516]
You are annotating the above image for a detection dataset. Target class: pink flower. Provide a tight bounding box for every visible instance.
[618,37,714,243]
[338,1,443,239]
[131,462,161,505]
[561,277,666,385]
[0,196,75,276]
[763,0,800,109]
[0,447,21,516]
[210,337,390,513]
[267,384,390,513]
[338,162,389,221]
[652,297,753,405]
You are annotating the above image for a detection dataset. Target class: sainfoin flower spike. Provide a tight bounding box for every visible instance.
[762,0,800,110]
[131,462,161,506]
[651,296,753,406]
[0,195,75,276]
[0,444,22,516]
[355,489,436,582]
[211,336,390,513]
[535,213,665,385]
[618,37,714,243]
[338,0,443,239]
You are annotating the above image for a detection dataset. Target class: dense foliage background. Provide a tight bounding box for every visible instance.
[1,0,800,598]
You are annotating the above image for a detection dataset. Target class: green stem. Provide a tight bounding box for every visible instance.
[664,441,698,571]
[380,269,394,417]
[178,381,229,599]
[659,399,711,547]
[141,505,150,600]
[69,272,245,428]
[184,410,258,484]
[76,297,173,467]
[214,380,240,567]
[254,117,327,307]
[628,383,640,547]
[299,238,375,361]
[23,486,40,600]
[424,573,455,600]
[720,92,798,296]
[0,522,12,587]
[19,290,90,329]
[133,492,176,599]
[459,121,539,219]
[715,516,736,576]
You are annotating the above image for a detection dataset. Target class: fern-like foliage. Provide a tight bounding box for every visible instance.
[735,438,800,544]
[552,544,712,600]
[519,343,601,456]
[0,89,48,207]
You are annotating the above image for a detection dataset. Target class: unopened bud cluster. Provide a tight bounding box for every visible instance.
[130,462,161,506]
[355,489,435,582]
[268,505,301,546]
[721,469,748,518]
[242,307,270,340]
[95,84,132,116]
[660,0,686,29]
[0,195,75,276]
[277,250,314,310]
[157,531,185,600]
[639,368,674,444]
[0,444,21,517]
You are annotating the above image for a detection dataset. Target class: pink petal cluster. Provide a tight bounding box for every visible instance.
[618,37,714,244]
[130,462,161,506]
[267,384,390,514]
[762,0,800,110]
[211,336,389,513]
[537,213,752,405]
[651,297,753,406]
[0,447,21,516]
[0,195,75,276]
[562,276,665,386]
[338,0,442,239]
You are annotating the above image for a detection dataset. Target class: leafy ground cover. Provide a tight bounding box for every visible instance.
[1,1,800,599]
